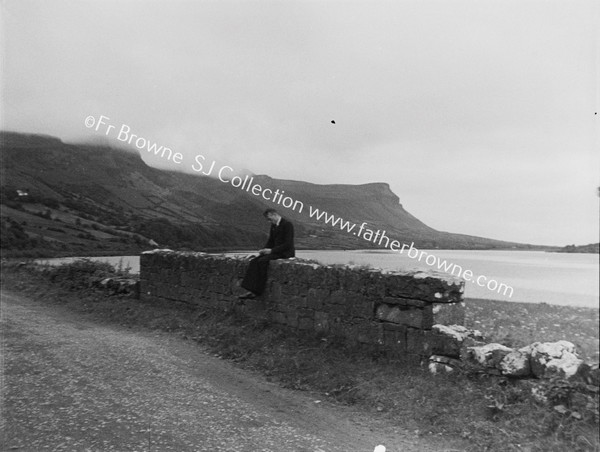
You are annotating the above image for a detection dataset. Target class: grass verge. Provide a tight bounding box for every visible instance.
[465,298,599,363]
[1,261,598,452]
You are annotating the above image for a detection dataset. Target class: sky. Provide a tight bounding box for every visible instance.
[2,0,598,246]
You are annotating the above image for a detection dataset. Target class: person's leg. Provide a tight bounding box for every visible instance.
[240,254,276,296]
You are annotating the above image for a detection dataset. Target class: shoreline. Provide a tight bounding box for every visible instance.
[12,251,600,310]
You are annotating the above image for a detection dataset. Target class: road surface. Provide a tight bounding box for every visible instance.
[1,290,465,451]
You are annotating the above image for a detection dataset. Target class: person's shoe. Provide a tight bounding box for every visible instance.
[238,291,256,300]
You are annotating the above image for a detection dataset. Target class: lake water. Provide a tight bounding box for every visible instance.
[36,250,599,308]
[296,250,599,308]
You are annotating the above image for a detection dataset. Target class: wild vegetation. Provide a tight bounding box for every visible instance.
[2,260,598,451]
[0,187,262,257]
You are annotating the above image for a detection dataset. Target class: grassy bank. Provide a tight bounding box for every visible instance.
[1,261,598,452]
[465,298,599,363]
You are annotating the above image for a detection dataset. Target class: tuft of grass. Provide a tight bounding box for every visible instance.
[2,264,599,452]
[35,258,133,292]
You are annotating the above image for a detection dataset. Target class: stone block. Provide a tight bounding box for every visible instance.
[348,298,374,319]
[499,351,531,378]
[287,295,306,307]
[325,302,350,318]
[285,311,299,328]
[306,288,321,309]
[422,302,465,329]
[328,321,354,343]
[283,304,298,317]
[281,282,300,296]
[339,270,367,292]
[353,322,383,345]
[527,341,583,379]
[384,269,464,303]
[467,343,514,369]
[375,304,424,328]
[381,297,428,308]
[329,290,347,305]
[375,304,391,321]
[429,329,463,358]
[389,307,423,329]
[383,323,407,350]
[270,281,283,302]
[406,328,432,356]
[298,317,314,331]
[315,266,334,288]
[314,311,330,333]
[428,355,462,374]
[271,311,286,325]
[307,267,328,288]
[364,273,386,298]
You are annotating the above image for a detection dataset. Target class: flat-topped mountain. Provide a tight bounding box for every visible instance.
[1,131,531,256]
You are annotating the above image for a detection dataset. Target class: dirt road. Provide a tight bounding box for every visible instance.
[1,290,465,452]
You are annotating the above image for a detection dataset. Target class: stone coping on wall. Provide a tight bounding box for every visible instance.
[141,249,465,301]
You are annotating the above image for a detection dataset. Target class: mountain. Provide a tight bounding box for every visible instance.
[0,131,531,256]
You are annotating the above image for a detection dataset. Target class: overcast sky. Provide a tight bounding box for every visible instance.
[2,0,598,246]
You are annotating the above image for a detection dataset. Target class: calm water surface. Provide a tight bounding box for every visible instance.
[36,250,599,308]
[296,250,599,308]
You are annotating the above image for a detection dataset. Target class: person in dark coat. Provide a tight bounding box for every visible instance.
[239,208,295,299]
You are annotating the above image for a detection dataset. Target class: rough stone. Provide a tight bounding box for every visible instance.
[356,323,384,345]
[422,302,465,329]
[381,297,427,308]
[377,305,423,328]
[499,350,531,377]
[405,328,432,356]
[384,269,464,303]
[375,304,392,321]
[382,323,407,349]
[527,341,583,379]
[428,329,462,358]
[428,355,462,374]
[314,311,330,333]
[432,324,483,341]
[467,343,514,369]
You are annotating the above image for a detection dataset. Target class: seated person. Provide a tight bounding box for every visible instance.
[239,208,295,299]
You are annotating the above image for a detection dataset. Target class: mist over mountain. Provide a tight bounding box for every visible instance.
[1,131,534,256]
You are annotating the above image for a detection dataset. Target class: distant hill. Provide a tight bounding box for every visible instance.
[554,243,600,254]
[0,131,533,257]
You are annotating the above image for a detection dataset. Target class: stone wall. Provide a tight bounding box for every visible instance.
[140,250,466,361]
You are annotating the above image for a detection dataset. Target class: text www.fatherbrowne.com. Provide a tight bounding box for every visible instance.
[308,206,514,298]
[84,115,513,298]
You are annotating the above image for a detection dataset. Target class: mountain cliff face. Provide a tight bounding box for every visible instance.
[1,131,525,255]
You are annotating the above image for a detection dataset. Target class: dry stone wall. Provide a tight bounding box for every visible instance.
[140,250,466,360]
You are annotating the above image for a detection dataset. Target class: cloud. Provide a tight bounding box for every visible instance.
[2,0,598,244]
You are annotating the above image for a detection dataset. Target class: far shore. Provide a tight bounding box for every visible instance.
[6,243,600,261]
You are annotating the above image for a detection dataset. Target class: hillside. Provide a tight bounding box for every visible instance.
[0,131,530,256]
[554,243,600,254]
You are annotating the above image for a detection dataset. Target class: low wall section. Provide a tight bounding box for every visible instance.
[140,250,466,360]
